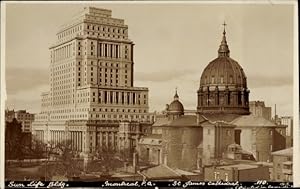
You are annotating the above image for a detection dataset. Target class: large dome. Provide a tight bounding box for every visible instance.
[197,27,250,115]
[200,56,247,88]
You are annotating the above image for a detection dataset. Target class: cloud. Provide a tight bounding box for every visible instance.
[135,69,199,82]
[6,84,49,114]
[248,74,293,88]
[5,67,49,95]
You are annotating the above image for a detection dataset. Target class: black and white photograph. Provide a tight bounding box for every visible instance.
[1,1,298,188]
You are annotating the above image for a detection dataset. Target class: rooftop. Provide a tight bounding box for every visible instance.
[272,147,293,157]
[217,163,261,170]
[231,114,278,127]
[139,164,182,180]
[201,113,241,123]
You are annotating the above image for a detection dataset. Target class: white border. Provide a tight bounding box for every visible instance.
[292,1,299,187]
[0,0,298,187]
[1,2,6,189]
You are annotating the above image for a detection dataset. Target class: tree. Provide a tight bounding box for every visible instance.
[87,145,123,174]
[47,140,83,178]
[30,138,47,159]
[5,118,25,160]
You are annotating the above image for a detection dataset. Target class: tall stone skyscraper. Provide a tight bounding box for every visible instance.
[32,7,153,154]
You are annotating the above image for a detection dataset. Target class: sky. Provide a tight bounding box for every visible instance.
[3,2,295,116]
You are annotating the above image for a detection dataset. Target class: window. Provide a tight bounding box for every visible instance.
[211,76,215,84]
[227,130,231,136]
[229,76,233,83]
[207,129,210,135]
[224,173,228,181]
[220,76,224,83]
[270,130,273,135]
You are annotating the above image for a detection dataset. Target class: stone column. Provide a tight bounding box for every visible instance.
[100,131,103,147]
[112,91,115,104]
[107,91,110,104]
[118,92,122,105]
[110,132,114,149]
[70,132,72,150]
[241,90,245,106]
[130,92,133,105]
[105,132,109,147]
[124,92,127,104]
[108,44,111,57]
[80,132,82,152]
[215,87,219,106]
[135,93,138,105]
[76,132,79,151]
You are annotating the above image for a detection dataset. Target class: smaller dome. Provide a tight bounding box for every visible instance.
[168,89,184,114]
[169,100,184,112]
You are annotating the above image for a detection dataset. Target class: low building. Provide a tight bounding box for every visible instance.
[5,109,35,133]
[272,148,293,182]
[280,116,293,147]
[204,163,270,181]
[231,115,286,162]
[138,134,162,165]
[254,162,273,181]
[249,101,272,121]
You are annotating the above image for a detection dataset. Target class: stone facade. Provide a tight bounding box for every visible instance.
[204,163,270,181]
[232,116,286,162]
[272,148,293,182]
[32,7,153,154]
[249,101,272,120]
[201,120,235,165]
[280,116,293,148]
[137,25,287,177]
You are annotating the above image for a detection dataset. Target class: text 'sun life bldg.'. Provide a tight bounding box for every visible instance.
[33,7,288,172]
[32,7,154,155]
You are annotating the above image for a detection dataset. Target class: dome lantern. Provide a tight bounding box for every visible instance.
[218,21,230,57]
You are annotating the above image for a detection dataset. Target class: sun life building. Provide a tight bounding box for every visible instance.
[32,7,153,154]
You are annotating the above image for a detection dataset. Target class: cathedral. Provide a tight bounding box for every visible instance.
[138,24,287,171]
